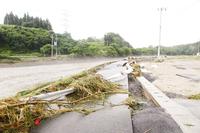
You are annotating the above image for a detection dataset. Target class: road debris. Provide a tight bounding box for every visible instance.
[0,63,136,133]
[188,94,200,100]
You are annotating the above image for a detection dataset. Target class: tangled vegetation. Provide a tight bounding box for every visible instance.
[0,63,136,133]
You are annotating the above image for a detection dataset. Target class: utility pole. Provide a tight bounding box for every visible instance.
[54,34,58,57]
[51,34,54,57]
[157,7,166,58]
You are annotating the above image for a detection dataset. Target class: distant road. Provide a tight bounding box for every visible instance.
[0,58,120,99]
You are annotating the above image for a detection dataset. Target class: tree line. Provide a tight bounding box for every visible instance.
[0,25,51,53]
[2,11,198,57]
[4,12,52,30]
[41,32,134,57]
[1,22,199,57]
[134,43,200,56]
[0,24,134,57]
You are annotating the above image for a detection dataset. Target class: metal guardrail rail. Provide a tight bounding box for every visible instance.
[29,88,75,100]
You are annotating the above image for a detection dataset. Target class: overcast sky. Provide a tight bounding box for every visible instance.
[0,0,200,48]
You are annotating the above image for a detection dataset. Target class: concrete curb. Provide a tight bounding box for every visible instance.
[136,76,200,133]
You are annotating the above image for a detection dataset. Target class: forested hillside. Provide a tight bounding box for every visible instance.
[135,42,200,55]
[0,25,51,54]
[0,24,134,57]
[0,12,134,57]
[1,11,200,58]
[1,23,199,57]
[4,12,52,30]
[4,12,199,57]
[54,32,134,57]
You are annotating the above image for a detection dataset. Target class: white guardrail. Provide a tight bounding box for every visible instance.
[29,88,75,101]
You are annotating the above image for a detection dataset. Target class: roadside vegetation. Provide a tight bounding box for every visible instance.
[0,25,134,58]
[1,12,200,62]
[0,55,21,63]
[0,11,134,59]
[0,25,51,53]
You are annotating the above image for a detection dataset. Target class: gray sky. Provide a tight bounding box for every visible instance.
[0,0,200,48]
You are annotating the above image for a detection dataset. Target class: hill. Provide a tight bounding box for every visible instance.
[135,42,200,55]
[0,25,51,54]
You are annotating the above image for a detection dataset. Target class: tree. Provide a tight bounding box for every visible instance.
[4,12,16,25]
[103,46,118,56]
[104,34,113,46]
[4,13,9,24]
[40,44,51,56]
[57,32,77,54]
[0,25,51,52]
[104,32,132,48]
[3,12,52,30]
[45,19,52,30]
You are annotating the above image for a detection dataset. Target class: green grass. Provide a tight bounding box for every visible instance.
[0,49,44,63]
[0,54,21,63]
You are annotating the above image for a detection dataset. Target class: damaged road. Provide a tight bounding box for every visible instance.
[31,60,182,133]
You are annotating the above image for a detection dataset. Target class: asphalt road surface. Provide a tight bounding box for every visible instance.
[0,58,119,99]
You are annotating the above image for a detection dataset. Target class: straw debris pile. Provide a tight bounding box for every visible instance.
[0,64,136,133]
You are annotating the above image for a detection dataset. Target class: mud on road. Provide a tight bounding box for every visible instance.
[142,58,200,96]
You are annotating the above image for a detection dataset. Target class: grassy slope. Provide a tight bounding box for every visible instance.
[0,55,21,63]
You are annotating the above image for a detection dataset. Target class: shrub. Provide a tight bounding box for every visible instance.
[40,44,52,56]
